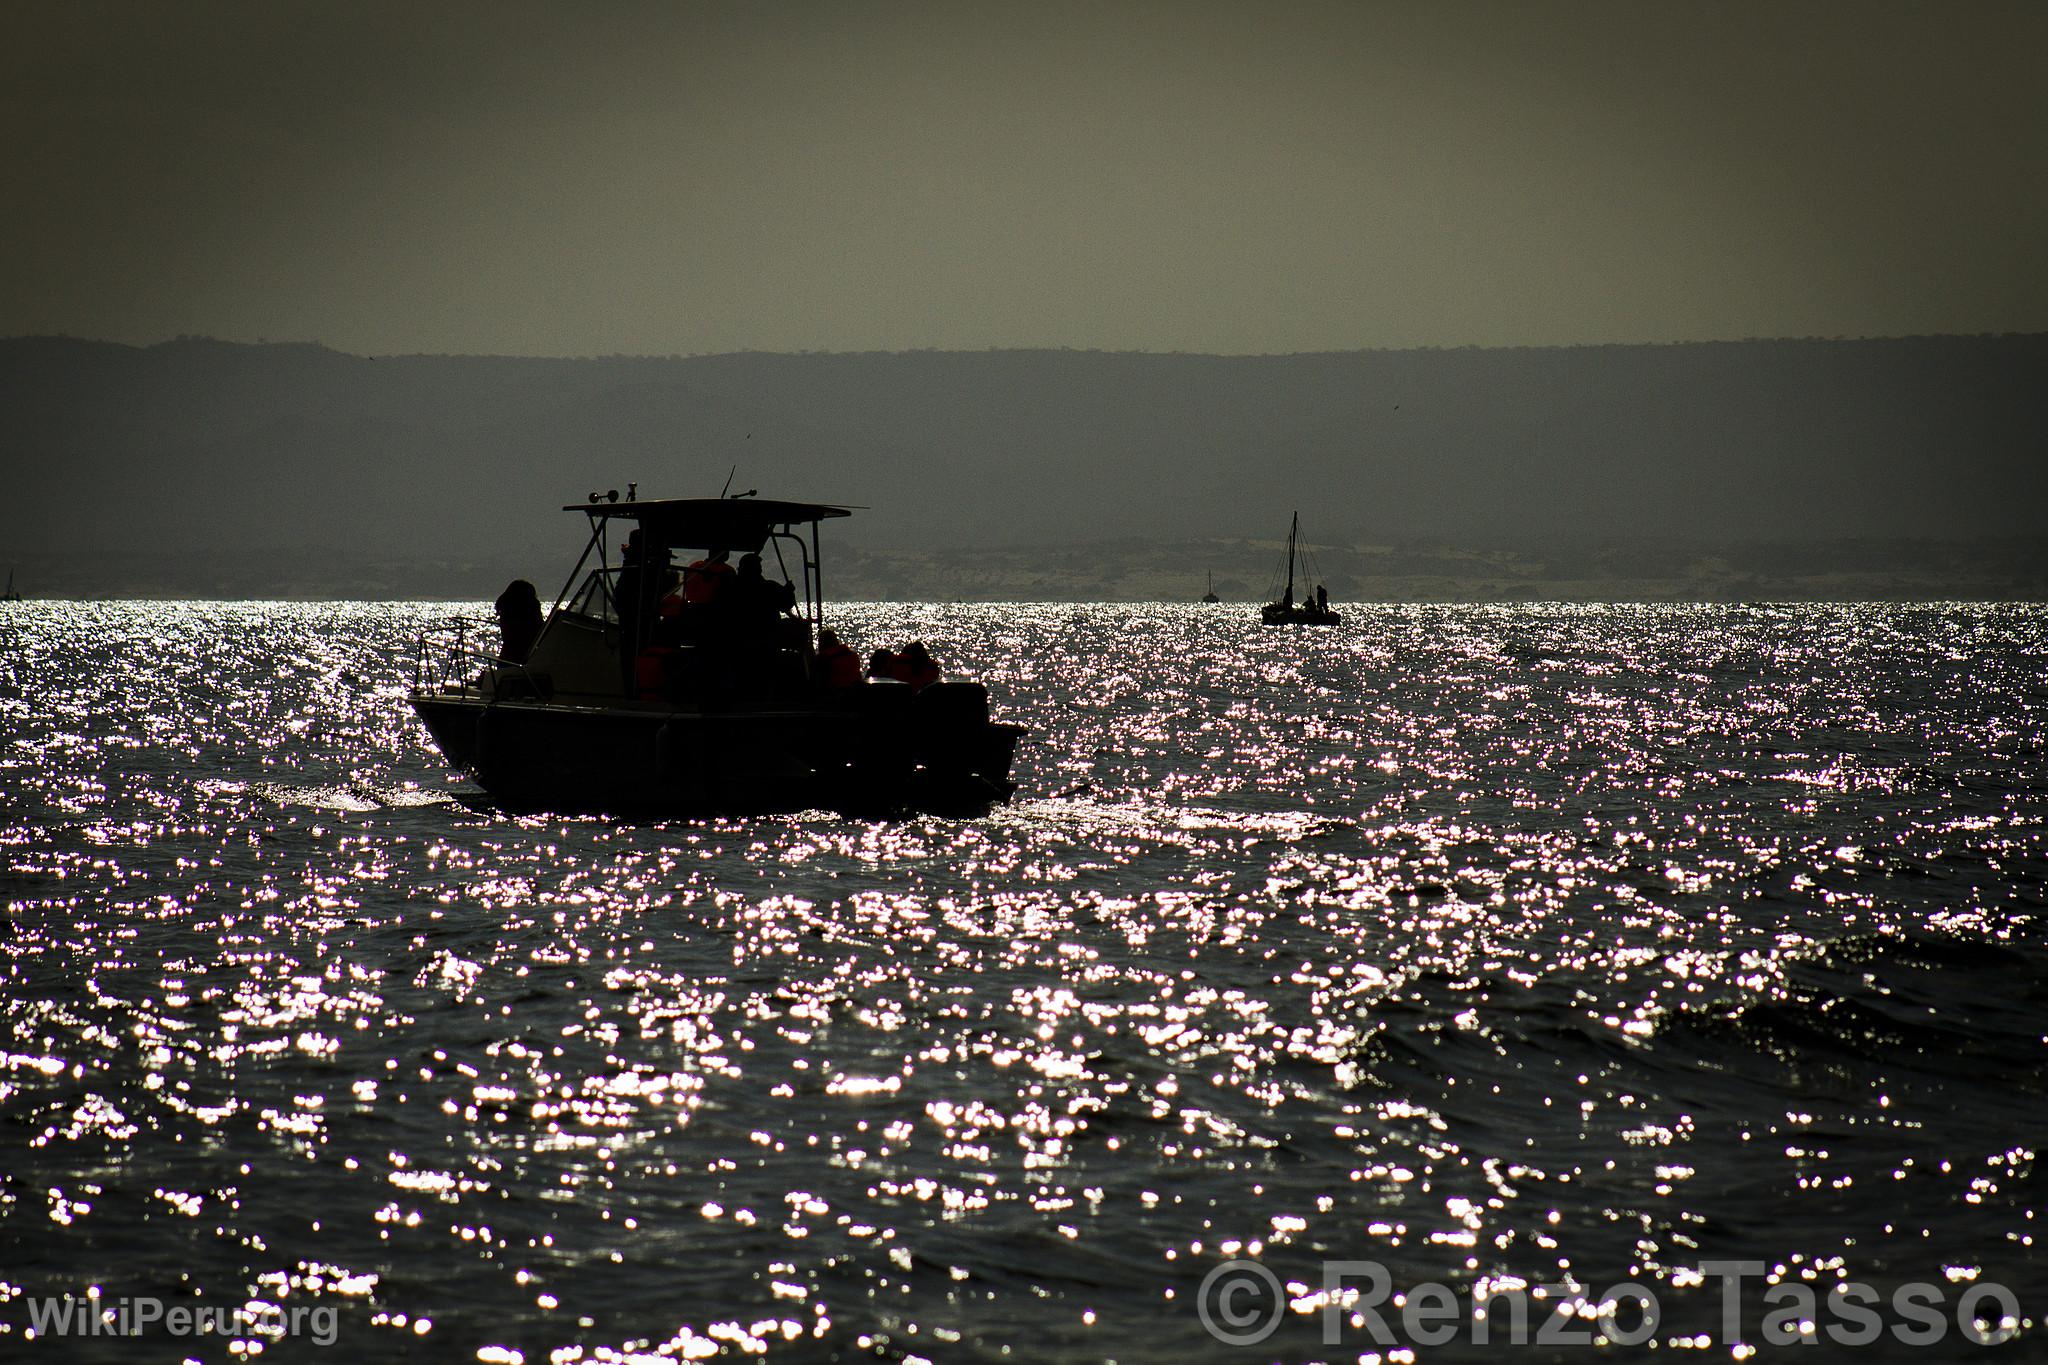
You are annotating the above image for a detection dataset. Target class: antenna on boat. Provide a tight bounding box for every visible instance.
[720,465,737,498]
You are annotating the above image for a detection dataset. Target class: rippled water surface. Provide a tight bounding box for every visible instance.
[3,602,2045,1361]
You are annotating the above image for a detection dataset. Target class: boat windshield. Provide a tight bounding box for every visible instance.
[565,569,618,624]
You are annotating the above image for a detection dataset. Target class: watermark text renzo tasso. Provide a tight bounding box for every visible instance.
[18,1293,339,1347]
[1197,1258,2024,1348]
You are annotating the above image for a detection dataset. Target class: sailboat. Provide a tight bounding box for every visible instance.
[1200,571,1220,604]
[2,569,20,603]
[1259,512,1340,626]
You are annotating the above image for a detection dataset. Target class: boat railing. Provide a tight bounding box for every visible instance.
[411,619,543,699]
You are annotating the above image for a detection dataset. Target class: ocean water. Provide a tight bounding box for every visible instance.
[1,601,2044,1362]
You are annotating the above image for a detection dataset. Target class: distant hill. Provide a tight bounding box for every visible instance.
[2,334,2043,598]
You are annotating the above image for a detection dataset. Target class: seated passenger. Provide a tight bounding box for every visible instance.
[867,648,898,680]
[814,629,863,688]
[898,640,941,692]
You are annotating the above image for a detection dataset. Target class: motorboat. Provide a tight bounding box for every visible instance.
[1259,511,1341,626]
[409,492,1025,815]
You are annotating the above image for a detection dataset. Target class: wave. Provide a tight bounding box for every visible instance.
[195,777,459,813]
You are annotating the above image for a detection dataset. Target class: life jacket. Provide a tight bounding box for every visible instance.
[682,558,734,604]
[894,651,939,691]
[818,643,862,688]
[635,646,676,701]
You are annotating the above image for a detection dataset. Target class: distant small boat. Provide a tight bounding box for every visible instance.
[1260,512,1340,626]
[1200,571,1220,604]
[2,569,20,603]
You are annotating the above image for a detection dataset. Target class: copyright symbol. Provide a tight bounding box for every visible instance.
[1197,1259,1285,1346]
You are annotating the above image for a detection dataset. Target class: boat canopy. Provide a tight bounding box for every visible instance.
[562,498,852,553]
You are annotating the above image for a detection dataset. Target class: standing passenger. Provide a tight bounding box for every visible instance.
[615,533,646,692]
[494,579,544,664]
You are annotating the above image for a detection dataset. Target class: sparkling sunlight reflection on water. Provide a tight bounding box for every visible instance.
[2,602,2044,1360]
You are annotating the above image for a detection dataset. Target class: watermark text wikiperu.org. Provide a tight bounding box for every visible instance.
[10,1291,340,1347]
[1197,1258,2029,1350]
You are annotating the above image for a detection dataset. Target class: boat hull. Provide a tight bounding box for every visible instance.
[1260,605,1342,626]
[411,689,1023,817]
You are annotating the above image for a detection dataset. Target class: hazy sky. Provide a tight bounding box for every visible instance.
[6,0,2044,356]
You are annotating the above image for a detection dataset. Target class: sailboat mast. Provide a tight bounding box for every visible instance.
[1285,512,1298,602]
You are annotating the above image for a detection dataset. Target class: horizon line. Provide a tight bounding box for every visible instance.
[5,330,2045,364]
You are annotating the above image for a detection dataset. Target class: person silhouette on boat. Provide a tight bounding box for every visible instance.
[867,647,897,680]
[897,640,941,692]
[618,531,678,621]
[639,545,730,650]
[734,552,794,610]
[683,547,734,605]
[615,533,647,681]
[655,575,688,636]
[1315,584,1329,613]
[726,552,797,643]
[493,579,543,664]
[814,629,862,688]
[615,532,676,689]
